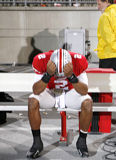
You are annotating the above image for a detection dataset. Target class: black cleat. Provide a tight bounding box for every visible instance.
[76,137,89,157]
[26,137,43,159]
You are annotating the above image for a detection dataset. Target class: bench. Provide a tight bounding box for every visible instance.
[0,68,116,144]
[0,102,116,112]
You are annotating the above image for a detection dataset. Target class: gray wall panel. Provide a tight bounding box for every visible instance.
[0,8,100,63]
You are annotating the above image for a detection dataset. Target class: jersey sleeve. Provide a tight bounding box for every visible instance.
[80,55,88,72]
[32,54,45,75]
[73,53,88,76]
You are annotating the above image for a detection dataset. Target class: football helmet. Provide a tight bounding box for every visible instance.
[50,48,72,77]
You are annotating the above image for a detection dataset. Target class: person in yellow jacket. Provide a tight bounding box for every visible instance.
[96,0,116,70]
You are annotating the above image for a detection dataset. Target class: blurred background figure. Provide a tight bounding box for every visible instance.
[96,0,116,70]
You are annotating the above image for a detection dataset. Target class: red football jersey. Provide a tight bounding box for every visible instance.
[32,50,88,90]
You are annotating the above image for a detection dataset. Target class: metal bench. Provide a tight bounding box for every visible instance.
[0,102,116,112]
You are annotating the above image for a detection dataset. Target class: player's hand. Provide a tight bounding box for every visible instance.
[47,60,56,76]
[64,62,73,78]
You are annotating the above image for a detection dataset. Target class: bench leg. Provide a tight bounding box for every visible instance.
[60,111,67,141]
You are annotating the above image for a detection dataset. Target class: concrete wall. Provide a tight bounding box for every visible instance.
[0,7,101,64]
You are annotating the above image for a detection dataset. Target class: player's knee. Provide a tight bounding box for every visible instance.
[28,98,39,111]
[82,99,93,112]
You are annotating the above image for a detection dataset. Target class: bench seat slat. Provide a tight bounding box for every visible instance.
[0,102,116,112]
[57,102,116,112]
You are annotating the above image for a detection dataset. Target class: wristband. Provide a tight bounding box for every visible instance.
[41,72,52,83]
[67,73,78,83]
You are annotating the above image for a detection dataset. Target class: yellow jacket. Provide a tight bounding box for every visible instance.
[96,4,116,59]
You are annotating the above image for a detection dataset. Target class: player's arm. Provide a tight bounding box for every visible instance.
[33,79,47,95]
[64,62,88,95]
[33,60,56,95]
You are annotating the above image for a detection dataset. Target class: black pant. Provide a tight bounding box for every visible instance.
[99,58,116,71]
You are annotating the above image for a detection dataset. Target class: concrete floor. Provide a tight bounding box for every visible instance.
[0,111,116,160]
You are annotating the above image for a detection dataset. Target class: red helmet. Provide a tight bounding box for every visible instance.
[50,48,72,77]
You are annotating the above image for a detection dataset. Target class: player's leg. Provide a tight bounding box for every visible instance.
[79,98,93,132]
[27,97,43,159]
[76,98,93,157]
[27,89,55,159]
[65,89,93,157]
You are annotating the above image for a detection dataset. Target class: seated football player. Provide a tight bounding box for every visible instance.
[26,48,93,159]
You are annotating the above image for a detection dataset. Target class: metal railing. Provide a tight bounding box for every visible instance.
[0,0,97,7]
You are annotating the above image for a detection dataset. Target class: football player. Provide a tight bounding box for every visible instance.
[26,48,93,158]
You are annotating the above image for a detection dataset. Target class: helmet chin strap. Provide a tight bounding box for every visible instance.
[55,72,65,78]
[54,74,65,79]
